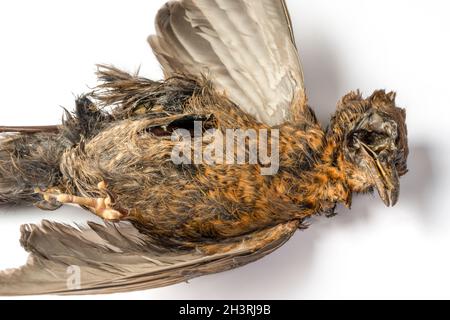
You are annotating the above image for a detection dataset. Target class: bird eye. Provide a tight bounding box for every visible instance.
[356,130,378,145]
[352,129,386,146]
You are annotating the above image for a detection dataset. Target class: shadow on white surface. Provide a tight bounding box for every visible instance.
[400,145,436,221]
[300,30,343,126]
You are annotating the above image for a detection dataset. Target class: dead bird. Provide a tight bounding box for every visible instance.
[0,0,408,295]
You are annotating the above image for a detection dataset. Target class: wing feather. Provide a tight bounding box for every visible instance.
[149,0,305,125]
[0,220,298,295]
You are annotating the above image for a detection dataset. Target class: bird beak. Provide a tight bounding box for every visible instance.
[359,141,400,207]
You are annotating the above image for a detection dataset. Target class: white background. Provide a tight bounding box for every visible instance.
[0,0,448,300]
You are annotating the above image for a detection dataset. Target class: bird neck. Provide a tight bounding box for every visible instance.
[313,128,373,210]
[308,139,353,212]
[274,126,353,217]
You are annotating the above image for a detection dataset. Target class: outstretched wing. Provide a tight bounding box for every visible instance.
[0,220,298,296]
[149,0,305,126]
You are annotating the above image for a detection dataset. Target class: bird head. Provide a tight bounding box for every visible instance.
[328,90,409,207]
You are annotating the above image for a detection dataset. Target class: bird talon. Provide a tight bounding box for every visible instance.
[35,187,63,203]
[322,203,338,218]
[97,181,107,191]
[34,182,124,221]
[34,199,63,211]
[101,208,123,221]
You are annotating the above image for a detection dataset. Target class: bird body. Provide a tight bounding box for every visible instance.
[0,0,408,295]
[1,68,331,243]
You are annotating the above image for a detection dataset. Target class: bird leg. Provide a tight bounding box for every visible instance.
[35,182,124,221]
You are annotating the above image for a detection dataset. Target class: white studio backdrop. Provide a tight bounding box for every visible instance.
[0,0,448,299]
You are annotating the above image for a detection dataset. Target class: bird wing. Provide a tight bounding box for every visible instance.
[149,0,306,126]
[0,220,298,296]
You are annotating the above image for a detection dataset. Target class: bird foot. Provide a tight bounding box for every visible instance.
[322,203,338,218]
[35,182,124,221]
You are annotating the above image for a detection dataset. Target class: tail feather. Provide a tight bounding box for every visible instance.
[0,133,65,205]
[0,126,59,134]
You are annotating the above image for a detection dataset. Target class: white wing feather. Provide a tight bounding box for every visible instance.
[149,0,305,125]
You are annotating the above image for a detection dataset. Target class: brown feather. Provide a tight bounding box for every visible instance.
[0,220,298,296]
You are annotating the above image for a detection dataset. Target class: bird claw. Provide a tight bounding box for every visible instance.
[323,203,338,218]
[34,182,124,221]
[34,199,63,211]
